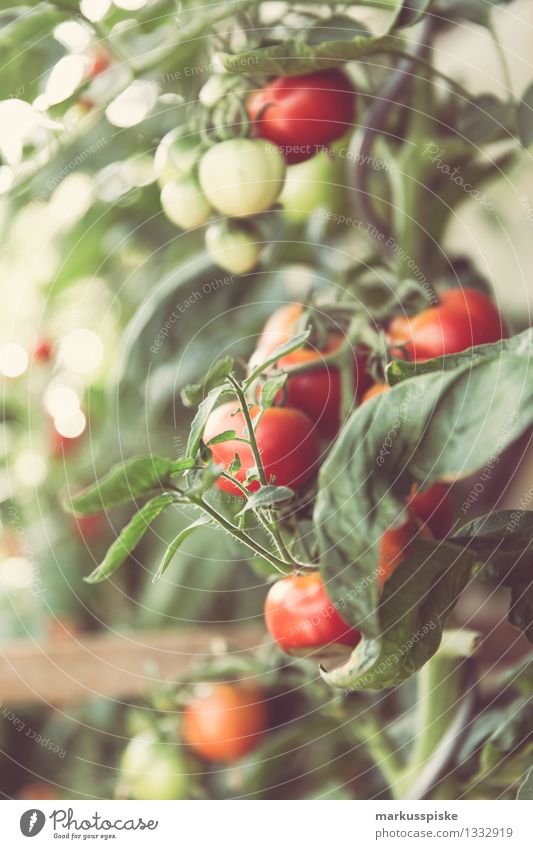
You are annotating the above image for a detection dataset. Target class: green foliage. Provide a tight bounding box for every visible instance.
[68,455,185,514]
[315,334,533,689]
[85,492,180,583]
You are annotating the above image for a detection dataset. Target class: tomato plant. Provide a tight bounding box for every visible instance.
[264,571,361,656]
[248,69,356,163]
[10,0,533,807]
[204,402,320,496]
[182,683,268,762]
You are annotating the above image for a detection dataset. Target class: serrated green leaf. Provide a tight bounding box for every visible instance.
[186,385,231,461]
[315,333,533,689]
[517,766,533,799]
[181,355,235,408]
[321,539,476,690]
[206,429,237,446]
[221,34,397,78]
[458,94,515,146]
[387,327,533,386]
[244,330,310,387]
[84,493,179,583]
[68,455,180,515]
[153,515,212,581]
[237,485,294,515]
[228,453,242,476]
[260,374,287,409]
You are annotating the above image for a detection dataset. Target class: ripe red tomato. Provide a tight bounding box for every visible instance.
[204,402,320,497]
[250,304,371,438]
[182,684,267,762]
[378,483,454,590]
[387,287,506,362]
[248,69,356,164]
[264,571,361,656]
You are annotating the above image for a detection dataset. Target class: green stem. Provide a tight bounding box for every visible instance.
[356,716,404,792]
[227,375,267,487]
[392,68,436,279]
[391,632,478,799]
[226,375,308,568]
[220,471,292,558]
[192,496,291,574]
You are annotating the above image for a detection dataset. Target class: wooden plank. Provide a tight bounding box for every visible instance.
[0,627,264,707]
[0,612,528,708]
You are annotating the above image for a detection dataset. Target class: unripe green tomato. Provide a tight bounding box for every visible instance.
[119,731,187,800]
[155,128,201,186]
[205,220,262,274]
[160,176,213,229]
[198,139,286,218]
[279,149,346,223]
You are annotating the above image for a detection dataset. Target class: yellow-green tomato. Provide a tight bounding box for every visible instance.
[198,139,286,218]
[205,220,262,274]
[155,128,201,186]
[119,732,186,800]
[279,149,346,223]
[160,176,212,229]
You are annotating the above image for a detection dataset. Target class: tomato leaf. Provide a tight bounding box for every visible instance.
[67,455,181,515]
[181,355,234,408]
[221,34,397,78]
[228,454,242,476]
[84,493,179,583]
[153,515,213,582]
[387,327,533,385]
[206,429,237,446]
[186,385,232,461]
[244,330,310,387]
[237,485,294,515]
[457,94,515,146]
[315,338,533,689]
[260,374,287,409]
[320,540,477,690]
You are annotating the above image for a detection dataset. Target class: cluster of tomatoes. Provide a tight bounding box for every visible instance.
[156,69,356,274]
[204,286,507,658]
